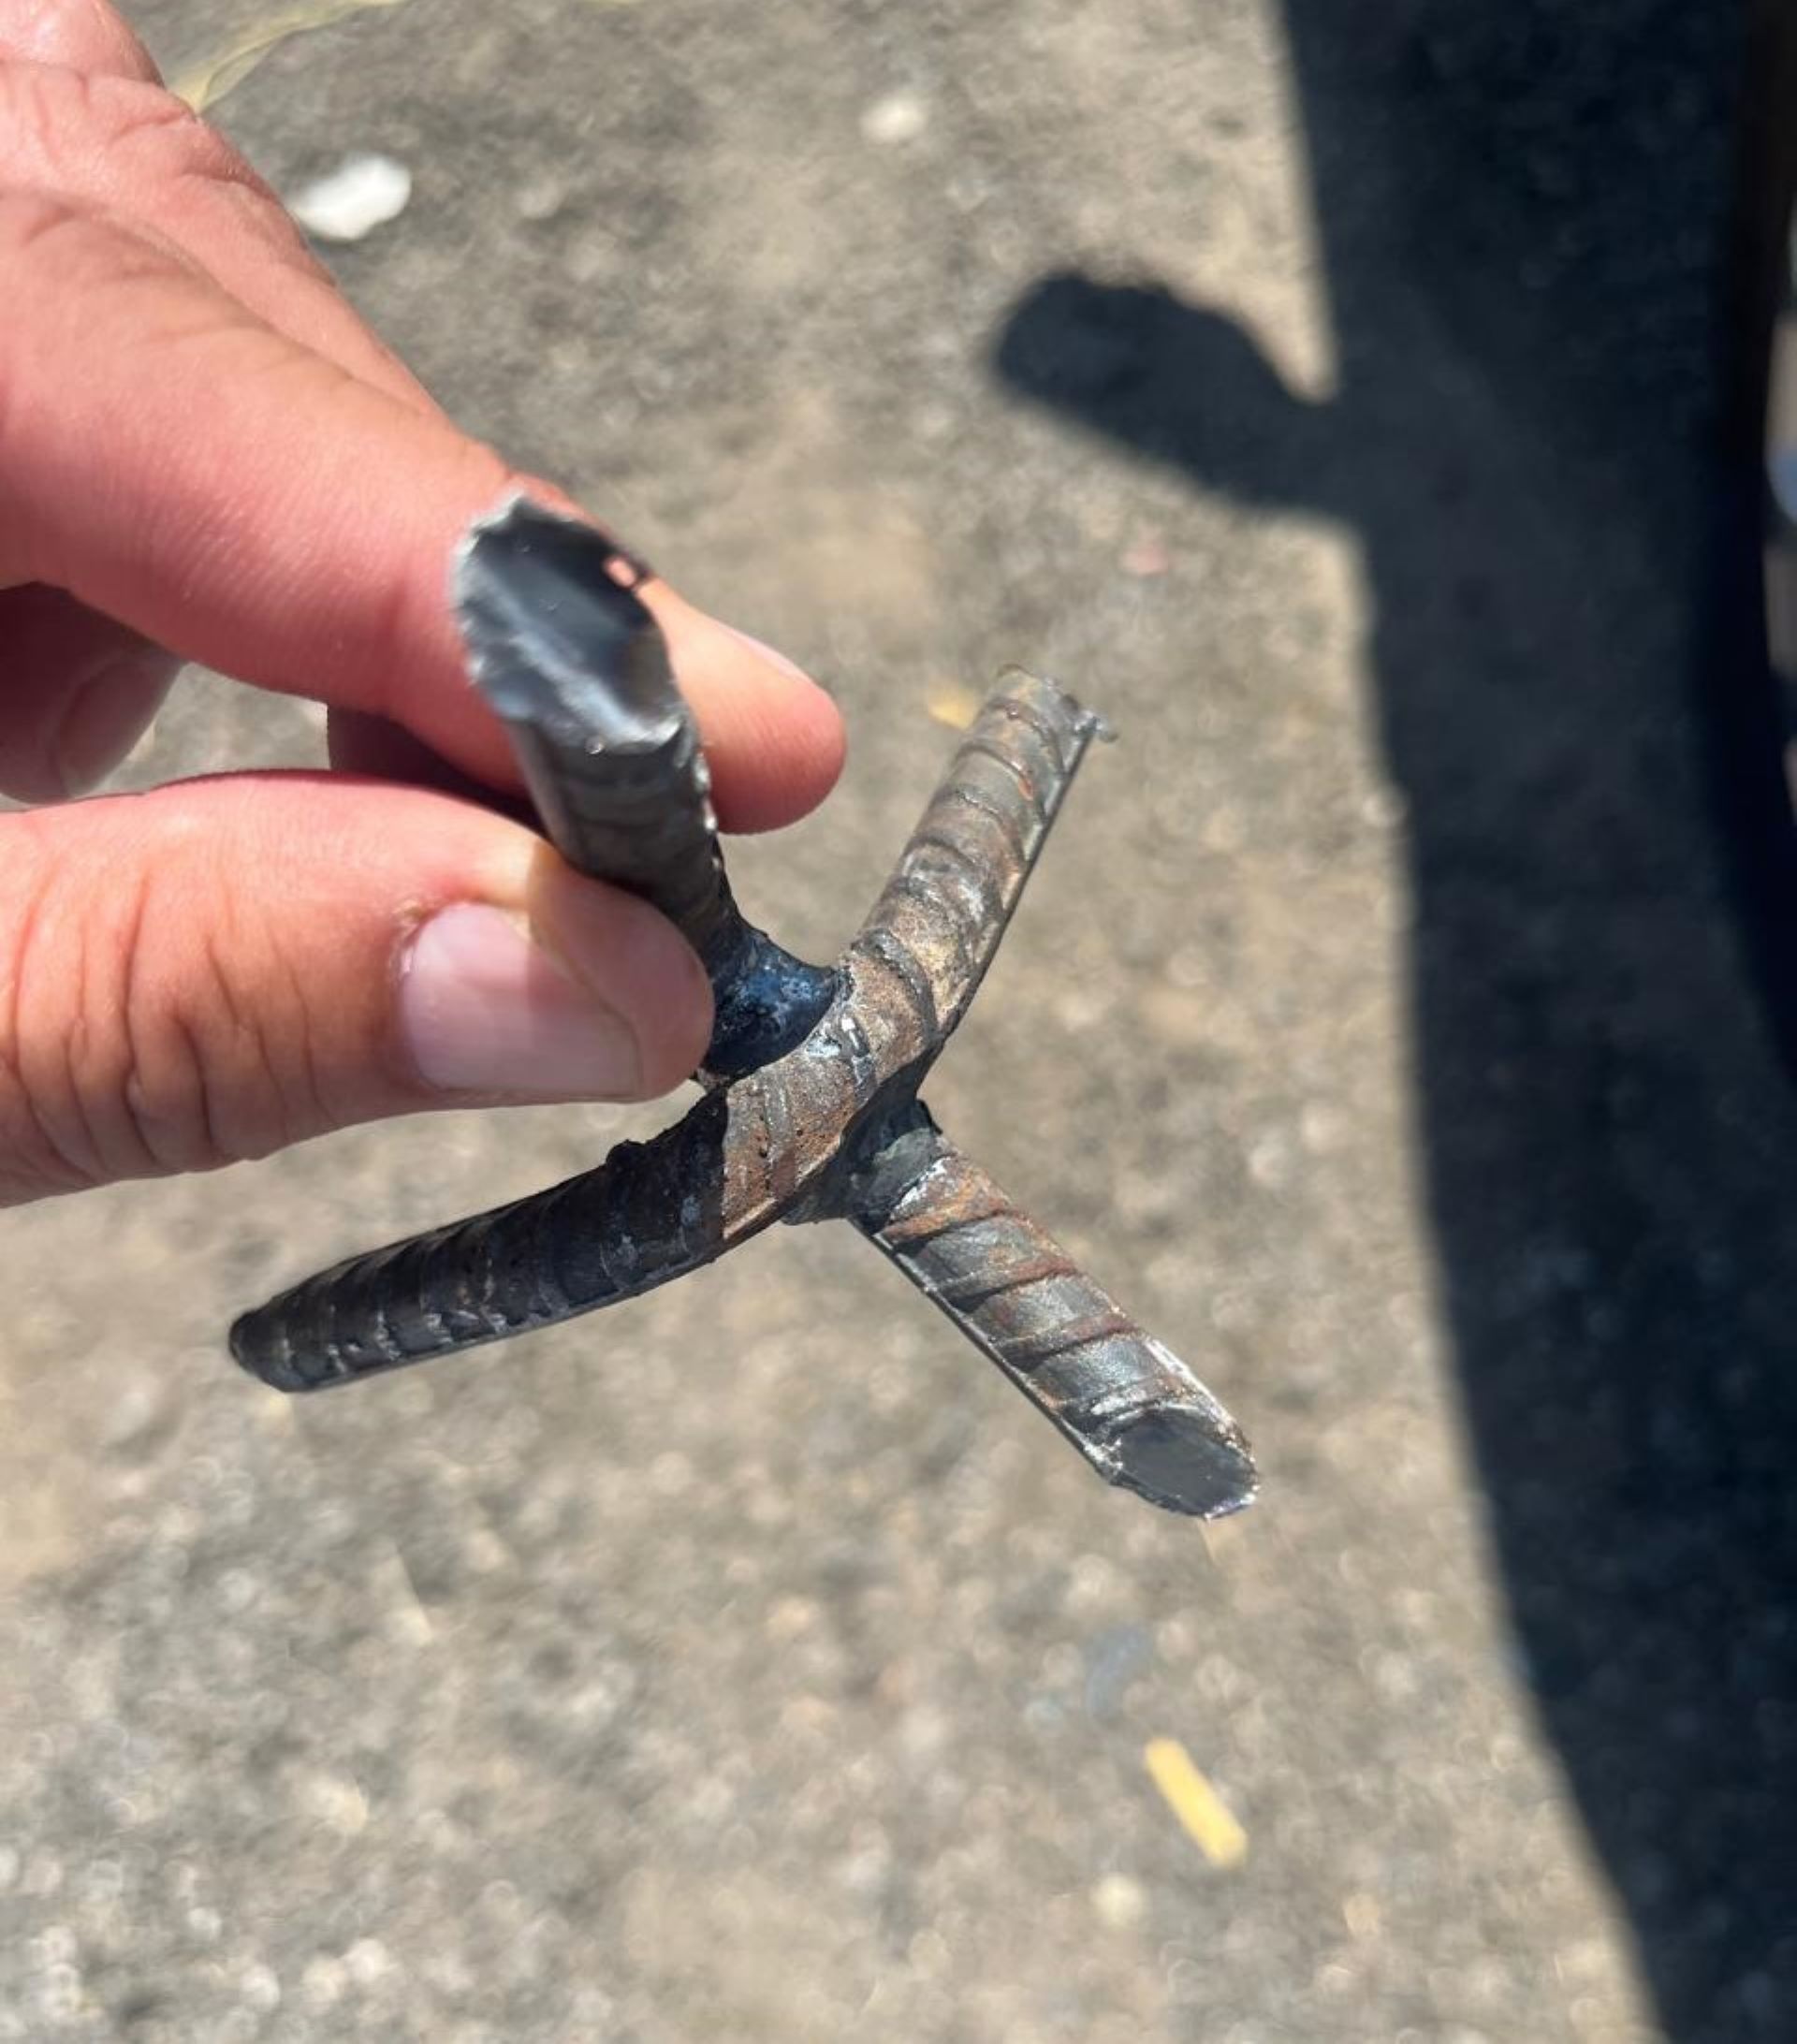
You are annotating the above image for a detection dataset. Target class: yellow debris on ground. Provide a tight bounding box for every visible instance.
[924,679,983,731]
[1143,1736,1249,1868]
[172,0,413,112]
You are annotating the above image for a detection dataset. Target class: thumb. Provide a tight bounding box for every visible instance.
[0,774,712,1204]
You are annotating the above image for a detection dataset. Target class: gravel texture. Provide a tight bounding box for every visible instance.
[4,3,1792,2040]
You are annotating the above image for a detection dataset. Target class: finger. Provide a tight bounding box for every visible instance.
[0,0,160,79]
[325,707,535,820]
[0,583,178,799]
[0,192,845,831]
[0,773,715,1205]
[0,64,430,408]
[0,61,422,805]
[0,59,420,806]
[324,604,831,842]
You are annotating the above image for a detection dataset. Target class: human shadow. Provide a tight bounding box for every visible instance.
[995,3,1797,2037]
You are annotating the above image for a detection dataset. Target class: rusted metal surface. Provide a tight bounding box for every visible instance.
[231,511,1256,1517]
[846,1120,1254,1516]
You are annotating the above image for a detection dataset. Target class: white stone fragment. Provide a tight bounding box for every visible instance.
[288,153,413,243]
[860,92,928,145]
[343,1937,393,1986]
[240,1964,282,2011]
[300,1956,346,2009]
[1090,1872,1148,1928]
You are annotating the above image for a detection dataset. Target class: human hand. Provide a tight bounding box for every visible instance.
[0,1,844,1206]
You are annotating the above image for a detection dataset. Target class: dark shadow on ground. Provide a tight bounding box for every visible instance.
[997,4,1797,2037]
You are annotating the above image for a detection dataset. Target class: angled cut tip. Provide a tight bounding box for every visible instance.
[1105,1404,1258,1519]
[454,497,684,749]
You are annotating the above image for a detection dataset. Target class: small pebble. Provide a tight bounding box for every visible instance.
[97,1380,170,1454]
[288,154,413,243]
[1342,1890,1381,1938]
[1091,1872,1148,1929]
[301,1774,369,1837]
[343,1937,392,1986]
[925,679,981,731]
[240,1964,281,2012]
[515,172,566,222]
[300,1956,347,2009]
[860,92,928,145]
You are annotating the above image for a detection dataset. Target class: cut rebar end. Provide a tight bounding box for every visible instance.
[453,497,682,749]
[1103,1405,1258,1518]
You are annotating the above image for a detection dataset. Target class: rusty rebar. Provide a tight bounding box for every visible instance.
[230,669,1099,1380]
[848,1123,1255,1518]
[230,509,1256,1519]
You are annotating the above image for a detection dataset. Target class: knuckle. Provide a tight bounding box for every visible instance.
[0,809,101,1199]
[0,191,234,570]
[0,65,250,197]
[0,799,314,1203]
[0,185,169,310]
[0,66,301,278]
[0,182,86,263]
[95,79,279,216]
[0,194,149,562]
[111,802,295,1177]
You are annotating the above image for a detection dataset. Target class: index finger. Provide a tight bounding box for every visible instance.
[0,192,844,830]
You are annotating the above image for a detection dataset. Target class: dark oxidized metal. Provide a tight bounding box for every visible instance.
[456,500,839,1076]
[230,504,1257,1518]
[848,1124,1257,1516]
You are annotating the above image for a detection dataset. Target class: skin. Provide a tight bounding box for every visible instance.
[0,0,845,1206]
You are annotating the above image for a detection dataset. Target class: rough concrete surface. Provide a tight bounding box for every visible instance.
[4,2,1794,2040]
